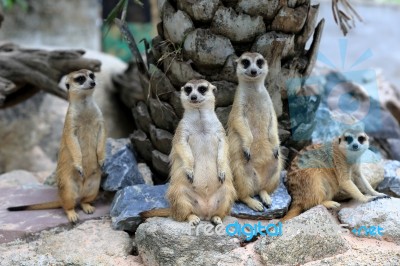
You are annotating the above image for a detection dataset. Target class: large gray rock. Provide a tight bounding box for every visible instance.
[163,2,194,44]
[164,58,204,87]
[270,5,308,33]
[130,130,154,163]
[148,98,179,132]
[183,29,235,72]
[211,7,266,43]
[211,80,237,107]
[102,141,145,192]
[110,184,169,231]
[149,125,173,155]
[149,64,176,102]
[237,0,281,20]
[377,160,400,197]
[0,219,140,265]
[177,0,219,23]
[256,206,349,265]
[338,198,400,245]
[136,217,242,266]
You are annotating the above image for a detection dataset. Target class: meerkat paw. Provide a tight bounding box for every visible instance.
[187,214,201,226]
[243,147,251,162]
[81,203,95,214]
[273,146,279,159]
[74,165,84,177]
[218,170,226,183]
[185,169,194,183]
[322,200,341,209]
[211,216,223,225]
[66,209,79,223]
[370,194,391,202]
[242,197,264,212]
[371,191,390,198]
[259,191,272,208]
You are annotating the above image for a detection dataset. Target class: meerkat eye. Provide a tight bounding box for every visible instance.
[358,136,366,143]
[256,59,264,68]
[89,73,95,80]
[184,86,192,95]
[198,86,207,95]
[74,76,86,84]
[241,59,250,69]
[344,136,353,144]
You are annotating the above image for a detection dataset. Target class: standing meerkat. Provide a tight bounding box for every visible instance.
[227,52,282,211]
[282,125,389,221]
[8,69,106,223]
[141,79,236,225]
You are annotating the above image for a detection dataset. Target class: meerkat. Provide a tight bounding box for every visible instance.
[227,52,282,211]
[8,69,106,223]
[282,125,389,221]
[140,79,236,225]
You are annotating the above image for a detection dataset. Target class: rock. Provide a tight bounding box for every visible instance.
[110,184,169,231]
[149,125,173,155]
[296,4,320,50]
[183,29,235,72]
[0,170,42,189]
[378,160,400,197]
[152,150,170,178]
[177,0,219,23]
[256,206,349,265]
[106,137,130,155]
[211,7,266,43]
[138,163,154,186]
[0,219,141,265]
[136,217,241,266]
[209,54,239,83]
[231,176,291,219]
[216,106,232,129]
[169,90,185,118]
[270,5,308,34]
[221,0,238,8]
[236,0,281,20]
[338,198,400,244]
[163,2,194,44]
[149,64,175,102]
[164,57,204,87]
[130,130,154,163]
[132,101,152,134]
[212,80,237,107]
[102,143,145,192]
[148,98,179,132]
[334,149,384,201]
[251,31,295,63]
[0,186,110,244]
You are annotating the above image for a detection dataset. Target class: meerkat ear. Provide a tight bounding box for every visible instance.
[180,86,184,91]
[211,84,217,96]
[66,83,70,90]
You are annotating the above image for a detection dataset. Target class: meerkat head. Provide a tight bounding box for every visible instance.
[338,128,369,158]
[65,69,96,97]
[180,79,217,110]
[236,52,268,82]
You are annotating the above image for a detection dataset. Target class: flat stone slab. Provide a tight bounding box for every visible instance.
[110,176,291,232]
[0,187,111,244]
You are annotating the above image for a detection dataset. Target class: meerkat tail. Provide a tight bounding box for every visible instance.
[139,208,171,219]
[281,205,303,222]
[7,201,62,211]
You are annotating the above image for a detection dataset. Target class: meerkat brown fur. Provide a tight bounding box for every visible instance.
[227,52,282,211]
[282,125,389,221]
[8,69,106,222]
[141,79,236,225]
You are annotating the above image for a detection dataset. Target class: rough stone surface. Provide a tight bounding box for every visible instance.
[164,58,204,87]
[130,130,154,163]
[236,0,281,20]
[270,5,308,34]
[163,2,194,44]
[211,7,266,43]
[338,198,400,244]
[151,150,170,178]
[212,80,237,107]
[132,101,152,134]
[110,184,169,232]
[148,98,179,132]
[138,163,154,186]
[183,29,235,72]
[256,206,349,265]
[149,125,173,155]
[149,64,175,101]
[231,176,291,219]
[102,143,145,192]
[169,90,185,118]
[0,186,110,244]
[209,54,239,83]
[177,0,219,23]
[378,160,400,197]
[251,31,295,63]
[216,106,232,129]
[0,219,141,266]
[0,170,42,189]
[136,217,241,266]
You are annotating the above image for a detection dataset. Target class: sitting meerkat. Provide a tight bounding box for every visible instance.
[227,52,282,211]
[141,79,236,225]
[8,69,106,223]
[282,125,389,221]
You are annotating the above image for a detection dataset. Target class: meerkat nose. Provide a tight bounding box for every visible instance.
[251,69,257,76]
[191,95,197,101]
[90,81,96,87]
[352,144,359,150]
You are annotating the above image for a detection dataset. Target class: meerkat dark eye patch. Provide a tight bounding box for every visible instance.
[66,83,70,90]
[184,86,192,95]
[241,59,250,69]
[256,59,264,68]
[358,136,366,143]
[74,76,86,84]
[89,73,95,79]
[344,136,353,144]
[198,86,207,95]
